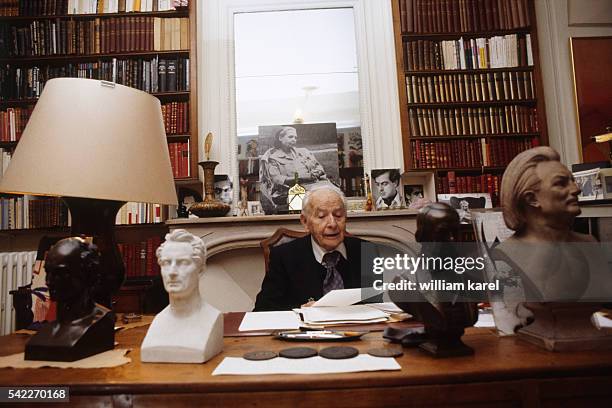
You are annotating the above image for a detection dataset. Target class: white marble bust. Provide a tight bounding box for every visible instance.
[141,229,223,363]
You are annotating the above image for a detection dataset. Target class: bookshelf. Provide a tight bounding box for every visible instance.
[0,0,199,231]
[392,0,548,206]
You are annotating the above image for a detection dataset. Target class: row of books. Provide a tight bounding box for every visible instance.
[118,236,163,279]
[67,0,188,15]
[0,56,189,99]
[161,101,188,135]
[115,201,168,225]
[0,106,33,142]
[0,196,69,230]
[4,17,189,57]
[0,101,186,141]
[406,70,535,104]
[405,34,533,71]
[437,171,502,206]
[0,0,187,16]
[399,0,531,33]
[168,140,190,178]
[410,136,538,168]
[408,106,539,137]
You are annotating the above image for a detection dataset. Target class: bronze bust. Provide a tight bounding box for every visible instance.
[25,237,114,361]
[391,203,478,357]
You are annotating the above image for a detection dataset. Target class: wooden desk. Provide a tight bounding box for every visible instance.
[1,325,611,407]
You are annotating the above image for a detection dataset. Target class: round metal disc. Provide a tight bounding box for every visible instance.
[279,347,318,359]
[319,346,359,359]
[367,347,403,358]
[243,350,278,361]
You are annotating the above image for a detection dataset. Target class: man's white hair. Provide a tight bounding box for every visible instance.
[301,184,347,216]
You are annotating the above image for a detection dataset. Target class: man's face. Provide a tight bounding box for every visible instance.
[214,180,233,205]
[301,190,347,251]
[158,242,201,298]
[279,128,298,149]
[375,172,398,200]
[532,161,581,219]
[460,200,469,210]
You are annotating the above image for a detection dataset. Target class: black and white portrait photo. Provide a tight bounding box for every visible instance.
[214,175,234,214]
[438,193,492,224]
[404,184,424,208]
[371,168,404,210]
[258,123,339,214]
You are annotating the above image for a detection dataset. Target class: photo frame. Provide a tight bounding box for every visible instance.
[403,184,424,208]
[214,175,234,215]
[370,168,405,210]
[247,201,264,216]
[573,168,603,201]
[438,193,492,224]
[257,123,340,215]
[401,170,436,210]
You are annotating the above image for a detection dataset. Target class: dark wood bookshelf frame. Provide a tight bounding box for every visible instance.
[392,0,549,174]
[410,132,540,140]
[405,66,534,74]
[0,10,188,21]
[407,99,537,108]
[0,50,189,64]
[402,27,531,40]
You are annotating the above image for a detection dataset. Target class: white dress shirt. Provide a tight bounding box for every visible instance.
[310,236,347,265]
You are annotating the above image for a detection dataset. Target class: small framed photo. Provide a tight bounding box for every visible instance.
[214,175,234,215]
[404,184,424,208]
[346,197,367,212]
[437,193,492,224]
[402,170,436,209]
[370,168,405,210]
[573,168,603,201]
[247,201,264,216]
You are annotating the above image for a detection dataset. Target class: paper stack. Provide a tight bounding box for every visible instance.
[300,305,389,326]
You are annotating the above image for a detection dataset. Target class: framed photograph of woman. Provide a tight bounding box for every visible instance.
[257,123,339,214]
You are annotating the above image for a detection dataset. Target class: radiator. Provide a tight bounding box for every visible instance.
[0,251,36,335]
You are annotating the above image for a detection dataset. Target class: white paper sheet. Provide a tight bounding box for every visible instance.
[474,312,496,328]
[301,305,389,324]
[593,311,612,329]
[367,302,404,313]
[312,288,362,307]
[238,311,301,331]
[212,355,401,376]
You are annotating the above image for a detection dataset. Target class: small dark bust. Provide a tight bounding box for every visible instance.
[25,237,115,362]
[391,203,478,357]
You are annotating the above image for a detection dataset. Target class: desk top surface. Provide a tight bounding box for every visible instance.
[1,321,612,395]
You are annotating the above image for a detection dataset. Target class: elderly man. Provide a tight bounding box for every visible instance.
[254,185,370,311]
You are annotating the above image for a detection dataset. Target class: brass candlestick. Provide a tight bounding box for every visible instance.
[189,161,231,217]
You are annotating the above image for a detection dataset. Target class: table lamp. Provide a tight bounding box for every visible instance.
[0,78,178,307]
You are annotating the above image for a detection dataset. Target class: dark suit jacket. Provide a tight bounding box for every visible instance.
[253,235,371,311]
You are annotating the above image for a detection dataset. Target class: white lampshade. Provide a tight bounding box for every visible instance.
[0,78,177,205]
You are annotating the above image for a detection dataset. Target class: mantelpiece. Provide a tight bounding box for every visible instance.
[166,210,418,312]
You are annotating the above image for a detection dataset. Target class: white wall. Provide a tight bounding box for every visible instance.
[535,0,612,165]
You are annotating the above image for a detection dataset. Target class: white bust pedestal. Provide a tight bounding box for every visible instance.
[141,302,223,363]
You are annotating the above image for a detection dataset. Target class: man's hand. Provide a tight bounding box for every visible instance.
[301,300,316,308]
